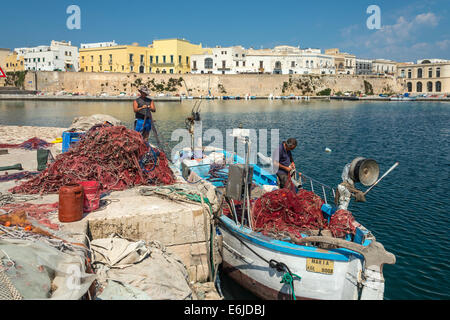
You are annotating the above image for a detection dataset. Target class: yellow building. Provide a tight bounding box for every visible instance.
[79,39,210,74]
[147,38,210,74]
[79,43,148,73]
[3,51,25,72]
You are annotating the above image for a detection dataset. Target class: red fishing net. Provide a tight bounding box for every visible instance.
[251,189,357,239]
[0,137,50,150]
[9,125,175,195]
[0,202,59,230]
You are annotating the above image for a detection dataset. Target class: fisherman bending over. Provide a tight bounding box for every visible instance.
[273,138,299,190]
[133,86,156,141]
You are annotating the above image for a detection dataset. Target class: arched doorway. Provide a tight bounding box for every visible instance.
[273,61,282,74]
[416,82,422,92]
[407,82,412,92]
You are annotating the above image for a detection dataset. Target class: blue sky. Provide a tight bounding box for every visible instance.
[1,0,449,62]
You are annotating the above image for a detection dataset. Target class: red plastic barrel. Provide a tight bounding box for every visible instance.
[59,184,84,223]
[80,181,100,213]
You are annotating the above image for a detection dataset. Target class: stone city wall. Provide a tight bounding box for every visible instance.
[23,71,402,96]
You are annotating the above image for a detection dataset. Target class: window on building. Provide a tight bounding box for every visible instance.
[436,68,441,78]
[170,69,173,74]
[436,81,442,92]
[163,56,166,63]
[427,81,433,92]
[140,55,144,63]
[259,61,263,69]
[407,69,412,78]
[428,68,433,78]
[130,66,133,72]
[129,54,134,62]
[91,66,93,72]
[91,56,93,62]
[186,57,189,65]
[122,65,124,71]
[400,69,405,77]
[179,55,182,64]
[243,61,246,67]
[291,61,295,68]
[417,68,423,78]
[156,56,159,64]
[193,61,197,70]
[82,56,85,62]
[99,55,102,62]
[205,58,213,69]
[170,55,174,63]
[236,61,239,67]
[417,82,422,92]
[222,61,226,69]
[150,56,153,64]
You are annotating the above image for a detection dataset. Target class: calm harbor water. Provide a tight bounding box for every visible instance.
[0,99,449,300]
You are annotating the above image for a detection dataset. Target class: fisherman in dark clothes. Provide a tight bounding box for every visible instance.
[273,138,299,190]
[133,86,155,141]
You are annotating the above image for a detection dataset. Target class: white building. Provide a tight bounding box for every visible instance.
[372,59,397,75]
[80,41,118,49]
[15,40,79,72]
[356,59,373,75]
[192,46,247,74]
[191,45,335,75]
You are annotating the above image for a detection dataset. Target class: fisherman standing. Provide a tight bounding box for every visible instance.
[133,86,155,141]
[273,138,299,190]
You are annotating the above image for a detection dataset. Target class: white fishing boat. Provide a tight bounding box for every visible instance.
[174,110,397,300]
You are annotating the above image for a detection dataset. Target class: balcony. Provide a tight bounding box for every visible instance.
[150,63,175,68]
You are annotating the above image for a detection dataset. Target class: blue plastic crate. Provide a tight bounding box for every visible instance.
[62,131,84,153]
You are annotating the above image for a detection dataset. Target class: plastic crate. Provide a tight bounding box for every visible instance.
[62,131,84,153]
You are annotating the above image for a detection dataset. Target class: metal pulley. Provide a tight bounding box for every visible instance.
[349,157,380,186]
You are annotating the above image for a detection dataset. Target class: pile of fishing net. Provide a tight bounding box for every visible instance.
[0,137,50,150]
[251,189,357,239]
[9,125,175,195]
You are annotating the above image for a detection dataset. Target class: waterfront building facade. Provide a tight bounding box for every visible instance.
[325,48,356,75]
[147,39,210,74]
[0,48,10,71]
[79,43,148,73]
[356,59,373,75]
[3,51,25,72]
[15,41,79,72]
[80,39,209,74]
[325,48,356,74]
[372,59,397,75]
[191,45,335,75]
[397,60,449,94]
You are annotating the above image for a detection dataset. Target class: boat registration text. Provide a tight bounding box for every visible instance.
[306,258,334,275]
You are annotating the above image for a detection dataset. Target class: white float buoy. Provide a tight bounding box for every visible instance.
[325,148,332,153]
